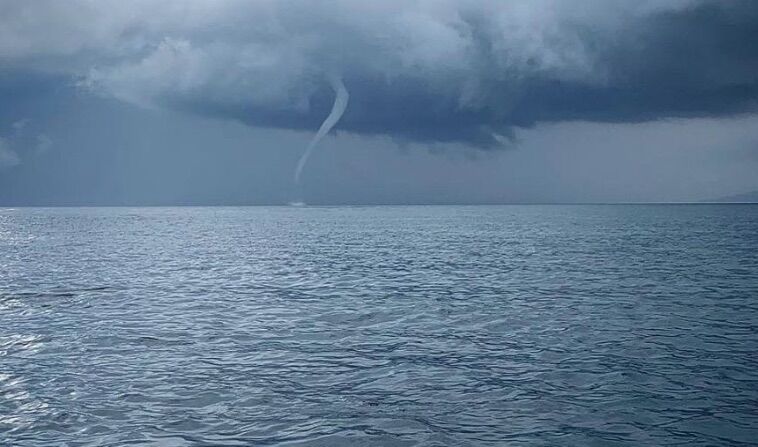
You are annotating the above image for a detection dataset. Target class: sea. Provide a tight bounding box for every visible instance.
[1,205,757,446]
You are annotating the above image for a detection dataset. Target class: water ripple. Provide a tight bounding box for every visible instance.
[1,205,757,446]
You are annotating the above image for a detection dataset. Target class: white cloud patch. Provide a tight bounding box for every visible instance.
[35,134,53,155]
[12,119,29,133]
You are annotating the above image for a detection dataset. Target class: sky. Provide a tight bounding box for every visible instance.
[0,0,757,205]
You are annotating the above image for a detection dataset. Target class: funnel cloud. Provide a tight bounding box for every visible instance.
[294,75,349,192]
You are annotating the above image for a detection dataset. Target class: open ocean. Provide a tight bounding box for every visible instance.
[1,205,757,446]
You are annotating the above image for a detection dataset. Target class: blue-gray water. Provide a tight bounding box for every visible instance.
[1,205,757,446]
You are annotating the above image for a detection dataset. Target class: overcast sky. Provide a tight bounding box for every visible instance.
[1,0,757,205]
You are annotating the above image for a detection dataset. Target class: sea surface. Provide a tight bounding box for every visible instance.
[1,205,757,446]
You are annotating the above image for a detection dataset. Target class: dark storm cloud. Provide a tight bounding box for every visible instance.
[576,1,758,121]
[1,0,757,148]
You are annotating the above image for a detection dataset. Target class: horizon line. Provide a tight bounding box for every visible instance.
[1,201,757,208]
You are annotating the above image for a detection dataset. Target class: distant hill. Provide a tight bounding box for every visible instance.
[707,191,758,203]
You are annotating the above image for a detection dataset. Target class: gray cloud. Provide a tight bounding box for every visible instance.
[0,137,20,168]
[0,114,54,168]
[1,0,757,148]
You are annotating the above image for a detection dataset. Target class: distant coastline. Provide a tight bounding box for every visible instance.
[704,190,758,204]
